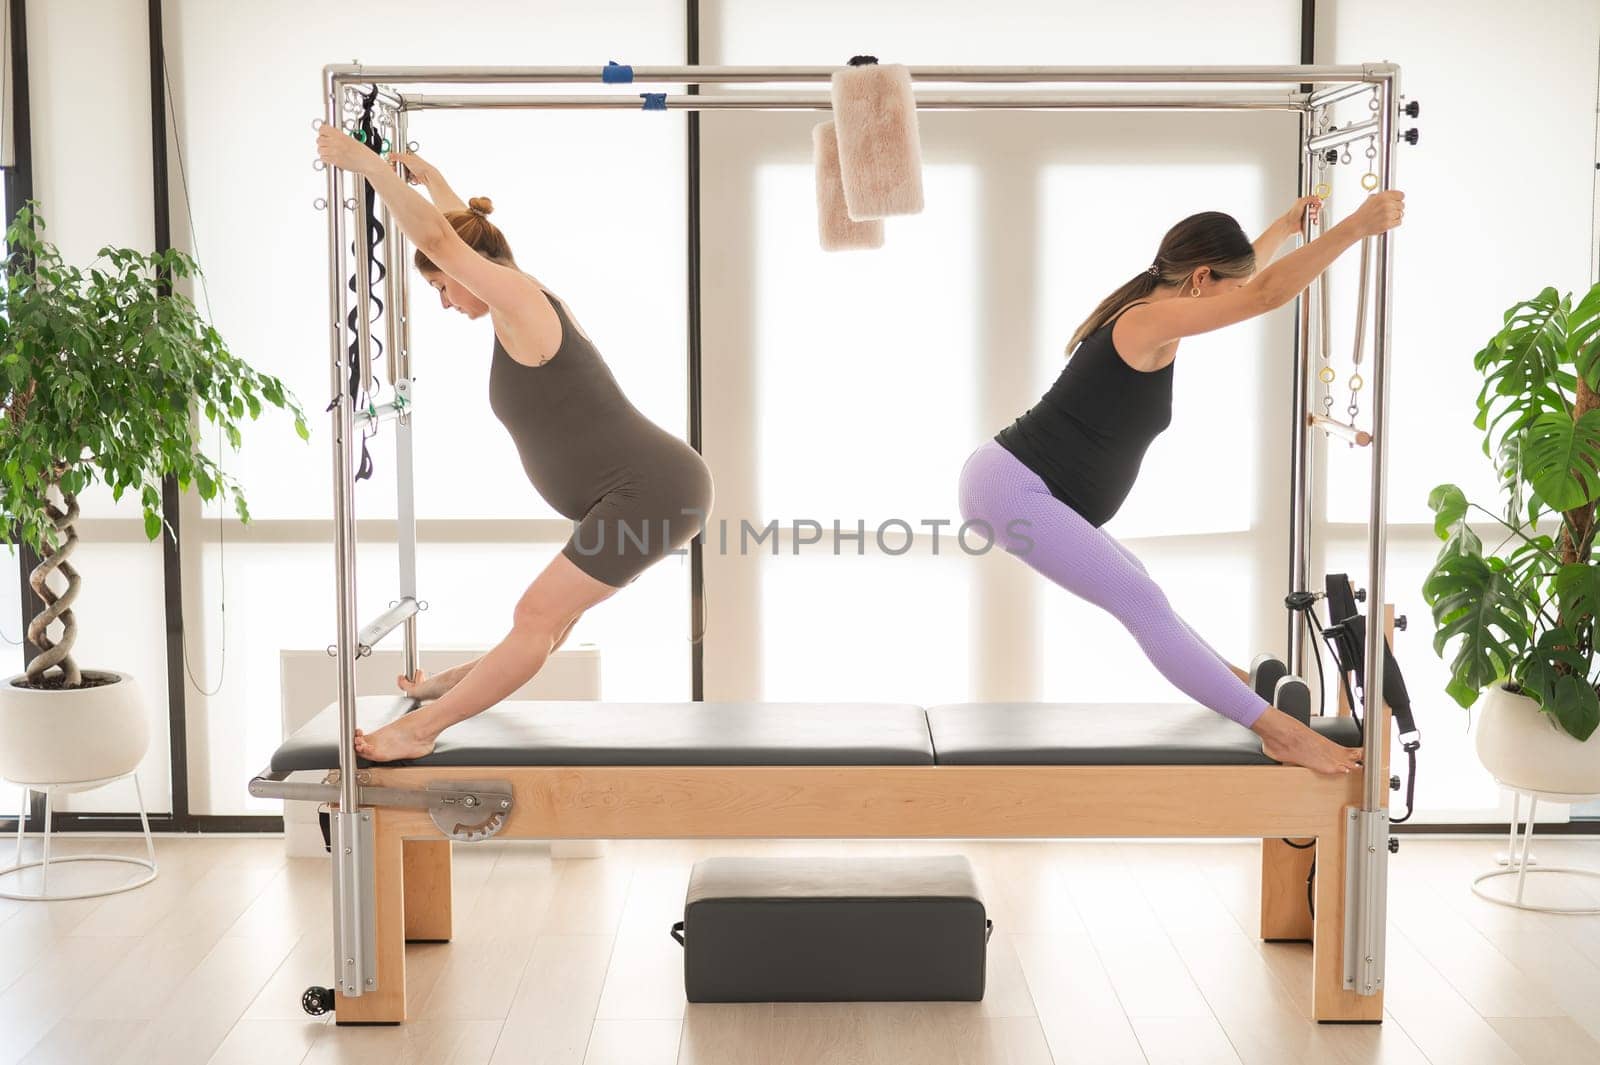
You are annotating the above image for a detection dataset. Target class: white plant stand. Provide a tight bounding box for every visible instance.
[1472,786,1600,915]
[0,772,158,902]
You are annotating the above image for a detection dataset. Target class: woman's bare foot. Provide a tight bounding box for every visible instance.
[353,715,440,763]
[1251,708,1363,776]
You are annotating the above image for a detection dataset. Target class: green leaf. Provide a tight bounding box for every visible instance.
[1545,673,1600,742]
[1523,410,1600,511]
[1428,484,1469,541]
[1554,564,1600,644]
[1423,552,1529,696]
[1445,674,1481,709]
[0,201,300,583]
[142,508,161,541]
[1519,627,1589,703]
[1568,284,1600,389]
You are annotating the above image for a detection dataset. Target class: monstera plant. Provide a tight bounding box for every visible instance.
[1424,280,1600,792]
[0,204,305,791]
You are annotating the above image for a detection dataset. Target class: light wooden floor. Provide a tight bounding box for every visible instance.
[1,835,1599,1065]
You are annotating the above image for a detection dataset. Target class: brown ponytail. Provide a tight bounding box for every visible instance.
[414,195,516,273]
[1068,270,1162,354]
[1066,211,1256,355]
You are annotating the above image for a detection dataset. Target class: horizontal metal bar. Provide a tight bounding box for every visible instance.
[404,90,1310,113]
[1309,81,1378,109]
[331,63,1389,87]
[248,770,337,804]
[1309,414,1373,447]
[247,769,510,816]
[1306,117,1382,153]
[354,398,410,430]
[358,597,419,653]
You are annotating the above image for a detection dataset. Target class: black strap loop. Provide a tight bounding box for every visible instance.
[670,921,685,946]
[345,86,388,484]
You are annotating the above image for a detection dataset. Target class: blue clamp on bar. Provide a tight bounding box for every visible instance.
[603,61,634,84]
[640,93,668,111]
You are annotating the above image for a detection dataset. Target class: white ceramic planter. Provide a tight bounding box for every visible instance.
[1475,683,1600,797]
[0,671,149,785]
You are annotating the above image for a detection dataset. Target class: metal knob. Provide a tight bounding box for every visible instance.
[1395,615,1408,631]
[1401,128,1420,146]
[1400,99,1420,118]
[1387,838,1400,854]
[1354,588,1367,603]
[1389,775,1401,791]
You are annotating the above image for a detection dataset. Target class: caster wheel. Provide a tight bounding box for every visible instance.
[302,985,336,1016]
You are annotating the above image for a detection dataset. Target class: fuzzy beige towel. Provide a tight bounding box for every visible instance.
[830,61,924,220]
[813,121,885,251]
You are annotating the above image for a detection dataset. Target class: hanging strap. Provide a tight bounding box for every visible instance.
[344,86,389,482]
[1322,573,1422,824]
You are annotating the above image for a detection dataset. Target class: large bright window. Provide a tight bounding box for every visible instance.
[166,0,690,813]
[754,162,978,527]
[1039,160,1271,541]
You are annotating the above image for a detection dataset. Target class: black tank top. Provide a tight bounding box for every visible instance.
[994,315,1173,527]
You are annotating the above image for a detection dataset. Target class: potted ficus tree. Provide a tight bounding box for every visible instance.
[0,204,305,789]
[1424,279,1600,795]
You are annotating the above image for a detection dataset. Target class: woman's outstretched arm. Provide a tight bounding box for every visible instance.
[1116,190,1404,352]
[315,126,550,326]
[1251,195,1321,269]
[389,151,469,214]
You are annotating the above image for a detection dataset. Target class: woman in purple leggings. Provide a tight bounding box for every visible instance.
[959,190,1404,775]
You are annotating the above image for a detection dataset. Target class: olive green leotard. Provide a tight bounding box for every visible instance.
[488,291,712,587]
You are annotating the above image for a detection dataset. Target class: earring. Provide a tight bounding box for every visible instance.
[1191,283,1201,297]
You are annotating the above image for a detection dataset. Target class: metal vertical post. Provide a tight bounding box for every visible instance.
[324,70,373,999]
[1346,63,1399,998]
[686,0,705,701]
[1286,0,1316,673]
[393,108,420,681]
[1287,117,1315,673]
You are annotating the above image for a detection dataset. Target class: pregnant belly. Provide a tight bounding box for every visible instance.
[514,432,708,521]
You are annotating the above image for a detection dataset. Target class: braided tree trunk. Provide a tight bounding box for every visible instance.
[24,487,81,687]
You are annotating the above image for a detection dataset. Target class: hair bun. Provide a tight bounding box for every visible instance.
[467,196,494,217]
